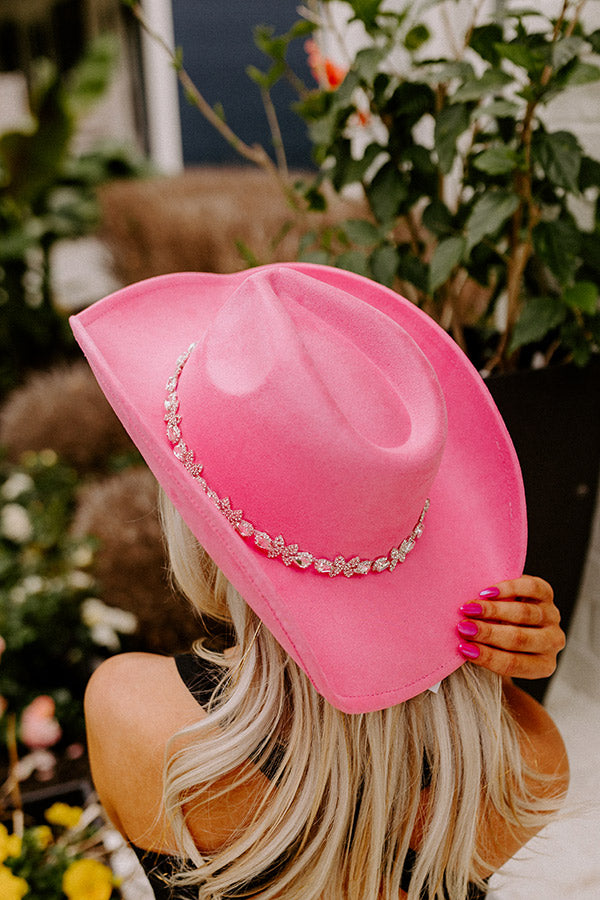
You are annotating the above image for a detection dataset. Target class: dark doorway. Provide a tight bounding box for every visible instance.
[172,0,314,168]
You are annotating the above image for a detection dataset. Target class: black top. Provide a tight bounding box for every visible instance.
[132,654,488,899]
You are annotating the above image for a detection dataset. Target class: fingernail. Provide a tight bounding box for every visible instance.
[459,602,483,616]
[458,642,480,660]
[479,586,500,599]
[457,621,478,637]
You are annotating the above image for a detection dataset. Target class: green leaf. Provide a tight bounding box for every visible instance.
[429,236,465,292]
[370,243,398,287]
[453,68,513,102]
[562,61,600,87]
[532,130,581,192]
[494,40,546,74]
[563,281,599,314]
[472,99,521,120]
[470,24,504,66]
[464,191,520,252]
[552,36,584,71]
[404,24,430,52]
[421,199,453,237]
[335,249,371,278]
[66,34,119,116]
[589,29,600,55]
[509,295,566,352]
[298,248,330,266]
[473,145,519,175]
[366,162,407,224]
[305,187,327,211]
[353,46,386,83]
[434,103,470,174]
[343,218,380,245]
[348,0,384,30]
[533,219,581,286]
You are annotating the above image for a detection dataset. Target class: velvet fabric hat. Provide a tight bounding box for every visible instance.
[70,263,526,713]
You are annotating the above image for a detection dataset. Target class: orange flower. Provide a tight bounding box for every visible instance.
[305,39,347,89]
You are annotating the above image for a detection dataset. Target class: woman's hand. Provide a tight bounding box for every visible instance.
[457,575,566,679]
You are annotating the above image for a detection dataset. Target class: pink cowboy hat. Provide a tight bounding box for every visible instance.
[70,263,526,713]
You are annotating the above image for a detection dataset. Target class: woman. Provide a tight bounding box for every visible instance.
[73,264,567,899]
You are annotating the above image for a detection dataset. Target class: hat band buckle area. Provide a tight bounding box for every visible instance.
[164,344,430,578]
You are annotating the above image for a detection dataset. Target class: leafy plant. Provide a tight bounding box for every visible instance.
[2,801,120,899]
[0,35,150,397]
[0,451,136,754]
[249,0,600,370]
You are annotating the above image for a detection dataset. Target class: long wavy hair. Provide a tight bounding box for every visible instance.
[159,491,562,900]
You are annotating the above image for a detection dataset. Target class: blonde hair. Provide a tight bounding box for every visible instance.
[159,492,561,900]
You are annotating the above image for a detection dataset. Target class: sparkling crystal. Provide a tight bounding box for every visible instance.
[330,556,346,578]
[165,394,179,413]
[196,477,207,491]
[355,559,372,575]
[414,524,424,538]
[343,557,361,577]
[173,441,189,460]
[236,520,254,537]
[268,535,285,558]
[372,557,390,572]
[206,489,219,505]
[403,537,415,554]
[293,551,313,569]
[166,376,178,392]
[188,464,204,478]
[167,423,181,443]
[314,558,333,574]
[281,543,299,566]
[254,531,272,551]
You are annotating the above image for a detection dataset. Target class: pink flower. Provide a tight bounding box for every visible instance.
[305,39,347,89]
[20,696,62,750]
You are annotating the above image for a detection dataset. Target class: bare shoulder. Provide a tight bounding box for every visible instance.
[502,678,569,783]
[85,652,207,849]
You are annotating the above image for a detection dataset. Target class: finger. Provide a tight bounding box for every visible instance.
[459,599,554,627]
[457,642,559,679]
[457,618,565,654]
[487,575,554,604]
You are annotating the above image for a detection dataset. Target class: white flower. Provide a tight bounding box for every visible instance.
[1,473,34,500]
[82,597,137,649]
[69,544,94,568]
[23,575,45,593]
[67,570,95,590]
[1,503,34,543]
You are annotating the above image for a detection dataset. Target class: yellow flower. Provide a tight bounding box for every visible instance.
[62,858,114,900]
[0,865,29,900]
[45,802,83,829]
[33,824,53,849]
[0,823,22,863]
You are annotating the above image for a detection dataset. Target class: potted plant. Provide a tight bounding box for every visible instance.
[245,0,600,698]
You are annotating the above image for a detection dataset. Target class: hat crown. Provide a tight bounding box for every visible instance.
[176,268,447,560]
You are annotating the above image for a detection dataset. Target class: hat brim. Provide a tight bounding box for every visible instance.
[71,263,526,712]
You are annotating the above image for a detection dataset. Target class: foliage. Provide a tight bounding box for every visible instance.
[0,451,136,752]
[250,0,600,371]
[1,801,120,899]
[0,35,150,397]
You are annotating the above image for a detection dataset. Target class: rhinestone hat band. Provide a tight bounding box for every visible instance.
[164,344,430,578]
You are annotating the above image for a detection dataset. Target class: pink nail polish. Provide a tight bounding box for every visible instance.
[479,586,500,599]
[457,621,478,637]
[458,642,480,660]
[459,602,483,616]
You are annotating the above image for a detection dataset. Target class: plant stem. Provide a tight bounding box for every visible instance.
[7,714,24,837]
